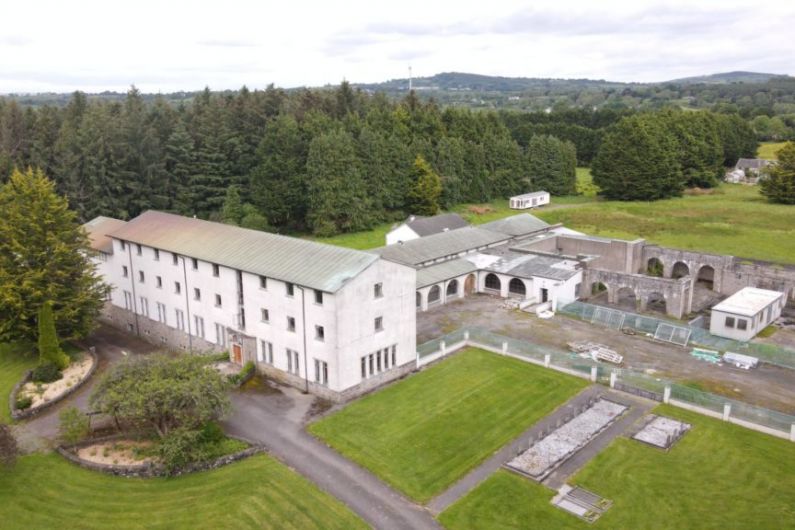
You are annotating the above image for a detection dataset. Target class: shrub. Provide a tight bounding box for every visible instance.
[198,421,225,444]
[37,302,70,370]
[157,428,210,474]
[59,406,90,444]
[229,361,255,385]
[15,396,32,410]
[31,362,63,383]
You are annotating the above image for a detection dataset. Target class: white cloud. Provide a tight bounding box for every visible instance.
[0,0,792,93]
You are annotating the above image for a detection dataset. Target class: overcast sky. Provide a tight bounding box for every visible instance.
[1,0,793,93]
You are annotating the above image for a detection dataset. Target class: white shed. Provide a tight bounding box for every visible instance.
[709,287,785,342]
[509,191,550,210]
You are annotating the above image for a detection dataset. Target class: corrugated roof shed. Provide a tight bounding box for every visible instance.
[480,214,549,237]
[404,213,469,237]
[108,211,379,293]
[416,258,477,288]
[83,216,128,254]
[373,226,509,266]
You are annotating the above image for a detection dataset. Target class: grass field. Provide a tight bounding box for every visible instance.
[440,405,795,530]
[0,342,37,423]
[758,141,788,160]
[308,348,586,502]
[0,453,367,530]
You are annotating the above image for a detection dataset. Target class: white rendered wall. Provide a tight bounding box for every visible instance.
[386,224,419,245]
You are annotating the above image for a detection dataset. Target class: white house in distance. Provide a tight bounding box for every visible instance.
[709,287,785,341]
[724,158,774,185]
[509,191,550,210]
[84,211,417,402]
[385,213,469,245]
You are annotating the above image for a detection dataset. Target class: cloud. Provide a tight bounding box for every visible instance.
[197,39,257,48]
[0,35,31,46]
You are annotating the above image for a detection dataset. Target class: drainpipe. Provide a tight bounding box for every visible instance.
[297,286,310,393]
[126,242,140,336]
[180,256,193,354]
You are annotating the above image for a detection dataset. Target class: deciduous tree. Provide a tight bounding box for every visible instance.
[760,142,795,204]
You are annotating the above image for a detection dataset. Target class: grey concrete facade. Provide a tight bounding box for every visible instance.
[583,269,692,318]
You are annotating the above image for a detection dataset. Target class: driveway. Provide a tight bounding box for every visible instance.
[223,382,441,530]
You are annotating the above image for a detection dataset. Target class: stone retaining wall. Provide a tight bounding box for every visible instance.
[10,349,99,421]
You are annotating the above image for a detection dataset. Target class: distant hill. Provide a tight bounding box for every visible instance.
[666,71,792,85]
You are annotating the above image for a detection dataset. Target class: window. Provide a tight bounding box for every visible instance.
[361,344,398,380]
[361,357,367,379]
[194,288,201,301]
[286,283,294,297]
[376,350,382,372]
[172,253,179,265]
[258,340,273,364]
[725,316,735,328]
[123,290,133,310]
[120,241,126,251]
[215,323,226,347]
[286,349,299,375]
[368,353,374,375]
[194,315,205,338]
[212,264,220,277]
[259,276,267,289]
[374,283,383,298]
[156,302,167,324]
[122,265,128,278]
[138,270,145,283]
[737,319,748,331]
[574,283,581,298]
[287,316,296,332]
[191,258,198,270]
[374,316,383,332]
[261,308,269,322]
[314,359,328,385]
[215,294,222,307]
[154,248,160,261]
[175,281,181,294]
[139,296,149,317]
[136,244,142,256]
[384,348,390,369]
[175,309,185,331]
[392,344,396,367]
[314,290,323,305]
[315,325,325,341]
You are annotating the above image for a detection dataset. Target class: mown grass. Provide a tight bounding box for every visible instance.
[0,453,368,530]
[758,141,788,160]
[440,405,795,530]
[308,348,586,502]
[0,342,37,423]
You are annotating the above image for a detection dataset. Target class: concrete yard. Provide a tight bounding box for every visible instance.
[417,295,795,414]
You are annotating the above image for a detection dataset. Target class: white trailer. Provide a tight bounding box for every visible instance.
[722,352,759,370]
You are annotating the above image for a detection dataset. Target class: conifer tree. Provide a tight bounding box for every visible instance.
[526,134,577,195]
[37,301,69,369]
[221,186,244,225]
[760,142,795,204]
[406,155,442,216]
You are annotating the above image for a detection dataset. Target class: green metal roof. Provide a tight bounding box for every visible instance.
[373,227,510,266]
[480,214,549,237]
[416,258,478,288]
[108,211,379,293]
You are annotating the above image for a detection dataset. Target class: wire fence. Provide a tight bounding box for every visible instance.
[560,301,795,370]
[416,327,795,439]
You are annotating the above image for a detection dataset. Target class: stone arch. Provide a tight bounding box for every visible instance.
[647,257,664,277]
[464,274,476,295]
[415,291,422,308]
[671,261,690,279]
[616,286,637,311]
[446,279,459,297]
[428,285,441,304]
[696,265,715,290]
[591,281,608,298]
[645,291,667,314]
[484,273,501,291]
[508,278,526,296]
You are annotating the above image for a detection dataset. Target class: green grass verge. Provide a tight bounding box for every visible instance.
[440,405,795,530]
[309,348,587,502]
[757,325,778,338]
[758,141,788,160]
[0,342,37,423]
[0,453,368,530]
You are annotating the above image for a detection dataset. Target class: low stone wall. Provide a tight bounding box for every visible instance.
[57,433,264,478]
[10,349,99,421]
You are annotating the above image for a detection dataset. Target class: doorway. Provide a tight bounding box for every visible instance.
[541,288,549,303]
[232,343,242,364]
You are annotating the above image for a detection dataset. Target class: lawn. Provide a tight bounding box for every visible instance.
[440,405,795,530]
[0,342,37,423]
[758,141,788,160]
[0,452,368,530]
[308,348,587,502]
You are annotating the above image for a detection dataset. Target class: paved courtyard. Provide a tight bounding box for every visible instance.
[417,295,795,414]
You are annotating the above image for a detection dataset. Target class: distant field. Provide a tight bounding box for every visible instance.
[440,405,795,530]
[309,348,586,502]
[758,141,788,160]
[0,343,36,423]
[0,453,367,530]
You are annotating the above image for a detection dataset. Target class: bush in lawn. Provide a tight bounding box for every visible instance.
[199,421,225,444]
[59,406,90,444]
[229,361,255,385]
[15,395,32,410]
[90,354,230,438]
[31,362,62,383]
[157,427,211,474]
[0,424,17,468]
[37,302,70,370]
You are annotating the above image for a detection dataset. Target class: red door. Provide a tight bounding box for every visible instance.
[232,344,242,364]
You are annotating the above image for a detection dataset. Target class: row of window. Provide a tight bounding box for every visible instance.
[724,316,748,331]
[256,343,328,386]
[361,345,397,380]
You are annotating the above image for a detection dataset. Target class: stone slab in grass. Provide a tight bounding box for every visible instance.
[632,414,691,449]
[309,347,587,503]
